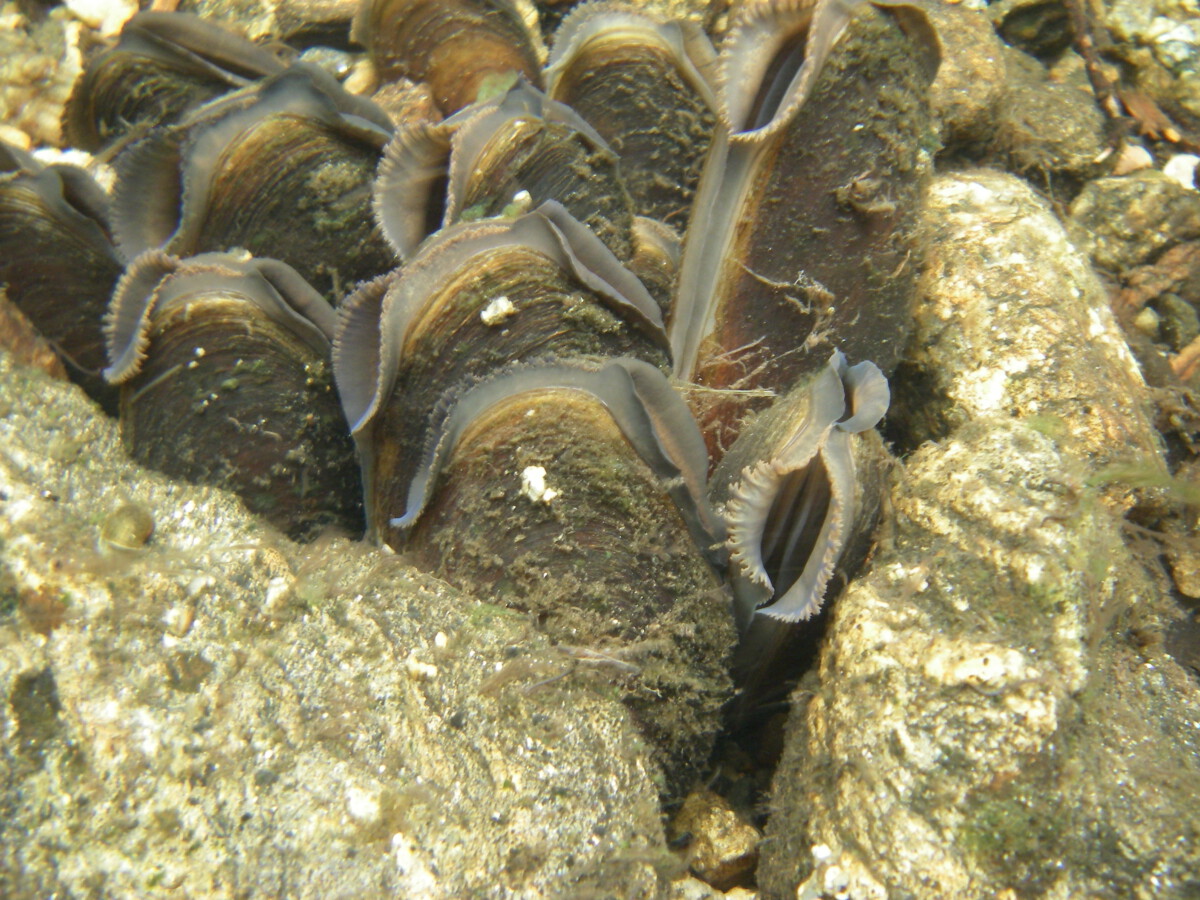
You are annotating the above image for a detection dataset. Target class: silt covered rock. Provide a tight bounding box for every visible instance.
[760,171,1200,899]
[0,353,695,899]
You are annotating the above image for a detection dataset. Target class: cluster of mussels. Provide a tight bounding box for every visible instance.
[0,0,938,771]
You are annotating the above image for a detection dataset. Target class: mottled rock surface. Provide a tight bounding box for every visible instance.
[0,1,80,148]
[1104,0,1200,133]
[922,1,1008,149]
[0,355,682,899]
[760,171,1200,899]
[1069,170,1200,275]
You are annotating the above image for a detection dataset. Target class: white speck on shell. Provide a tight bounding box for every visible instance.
[480,295,516,325]
[520,465,559,503]
[510,189,533,212]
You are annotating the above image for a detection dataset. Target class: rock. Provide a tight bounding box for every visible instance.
[760,171,1200,899]
[897,169,1162,488]
[1070,170,1200,276]
[0,355,682,899]
[0,2,81,147]
[174,0,358,43]
[921,1,1008,149]
[1103,0,1200,134]
[672,789,759,891]
[993,80,1107,178]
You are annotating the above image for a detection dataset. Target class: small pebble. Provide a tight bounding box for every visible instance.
[1164,154,1200,190]
[100,502,154,550]
[1111,143,1154,176]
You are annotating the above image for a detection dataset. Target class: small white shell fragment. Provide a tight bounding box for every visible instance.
[434,631,448,648]
[510,189,533,212]
[923,639,1033,691]
[520,465,559,504]
[391,833,439,893]
[264,576,292,609]
[1163,154,1200,190]
[480,295,516,325]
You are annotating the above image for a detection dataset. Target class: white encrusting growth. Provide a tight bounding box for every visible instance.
[520,465,559,504]
[480,294,516,325]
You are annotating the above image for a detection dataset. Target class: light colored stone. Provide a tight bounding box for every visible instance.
[0,355,675,899]
[673,789,759,891]
[760,171,1200,900]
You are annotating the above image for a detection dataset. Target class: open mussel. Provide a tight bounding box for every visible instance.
[336,200,669,549]
[401,357,723,606]
[110,64,395,301]
[712,351,890,627]
[671,0,940,459]
[0,144,123,413]
[378,355,734,792]
[63,11,287,152]
[374,79,634,262]
[105,250,361,540]
[711,350,891,712]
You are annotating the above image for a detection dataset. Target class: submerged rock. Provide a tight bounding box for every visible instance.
[760,171,1200,899]
[1069,170,1200,275]
[0,354,685,899]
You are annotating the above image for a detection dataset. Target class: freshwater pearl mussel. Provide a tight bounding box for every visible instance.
[0,0,939,785]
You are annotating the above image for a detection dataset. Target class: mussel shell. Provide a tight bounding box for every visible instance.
[106,251,361,540]
[399,357,733,794]
[112,65,395,301]
[710,352,890,627]
[336,203,671,548]
[671,1,940,459]
[64,12,287,152]
[545,3,717,228]
[374,81,635,262]
[0,152,123,413]
[351,0,546,114]
[711,350,891,711]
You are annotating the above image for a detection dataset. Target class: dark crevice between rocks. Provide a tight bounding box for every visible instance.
[881,358,960,457]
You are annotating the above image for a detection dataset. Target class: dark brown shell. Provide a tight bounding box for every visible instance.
[335,202,669,548]
[63,11,286,152]
[0,148,123,413]
[670,1,940,461]
[545,2,718,229]
[105,250,361,540]
[374,80,635,263]
[110,65,395,302]
[398,357,732,794]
